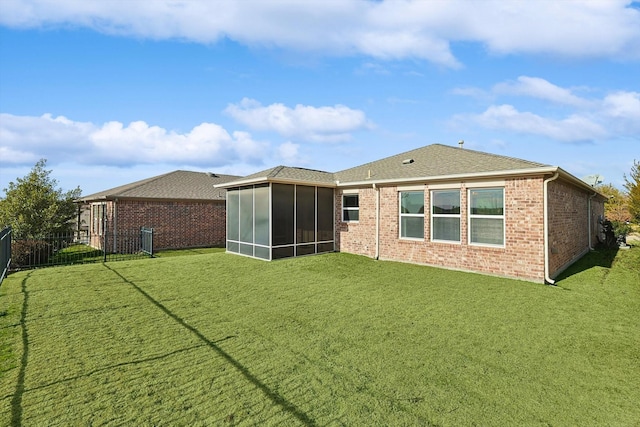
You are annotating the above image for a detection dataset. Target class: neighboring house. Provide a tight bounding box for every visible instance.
[217,144,606,284]
[80,170,240,252]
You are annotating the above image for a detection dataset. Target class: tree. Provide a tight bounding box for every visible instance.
[624,159,640,223]
[596,183,630,223]
[0,159,82,238]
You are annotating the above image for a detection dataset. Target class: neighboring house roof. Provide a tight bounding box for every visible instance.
[80,170,241,202]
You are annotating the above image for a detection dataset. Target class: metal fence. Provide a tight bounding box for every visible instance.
[141,227,154,256]
[0,226,11,285]
[6,227,154,272]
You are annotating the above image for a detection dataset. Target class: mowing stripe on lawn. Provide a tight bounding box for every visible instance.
[102,263,316,426]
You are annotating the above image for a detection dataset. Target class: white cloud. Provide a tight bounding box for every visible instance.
[225,98,372,142]
[453,77,640,142]
[603,91,640,119]
[601,91,640,134]
[0,113,266,167]
[1,0,638,67]
[463,104,607,142]
[493,76,592,108]
[277,141,304,165]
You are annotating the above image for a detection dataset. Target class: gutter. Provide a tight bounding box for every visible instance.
[544,171,560,285]
[215,177,337,189]
[373,183,380,259]
[588,192,597,250]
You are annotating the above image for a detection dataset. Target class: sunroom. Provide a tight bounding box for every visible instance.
[220,167,336,260]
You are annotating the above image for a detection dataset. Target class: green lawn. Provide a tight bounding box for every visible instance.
[0,248,638,426]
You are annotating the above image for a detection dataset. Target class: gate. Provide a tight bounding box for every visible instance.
[141,227,154,256]
[0,226,11,285]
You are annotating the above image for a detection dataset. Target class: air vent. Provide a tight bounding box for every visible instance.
[402,158,414,165]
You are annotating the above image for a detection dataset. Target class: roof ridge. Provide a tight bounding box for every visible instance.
[433,143,549,167]
[269,166,286,177]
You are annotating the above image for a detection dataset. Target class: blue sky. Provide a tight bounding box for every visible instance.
[1,0,639,196]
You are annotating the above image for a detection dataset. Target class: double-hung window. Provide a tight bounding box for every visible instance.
[431,190,461,243]
[469,188,505,246]
[342,194,359,222]
[399,191,424,239]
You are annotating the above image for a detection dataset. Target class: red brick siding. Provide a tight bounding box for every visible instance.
[337,177,547,282]
[89,199,226,251]
[547,179,602,278]
[335,188,377,257]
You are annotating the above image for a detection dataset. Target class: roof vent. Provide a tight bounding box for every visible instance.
[458,140,464,148]
[402,158,414,165]
[207,172,218,178]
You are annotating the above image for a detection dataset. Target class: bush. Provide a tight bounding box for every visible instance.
[11,239,52,269]
[612,221,632,238]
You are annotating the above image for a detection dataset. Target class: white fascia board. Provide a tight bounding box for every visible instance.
[214,177,269,188]
[215,177,337,189]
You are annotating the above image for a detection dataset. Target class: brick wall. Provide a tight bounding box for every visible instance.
[337,177,547,282]
[335,188,378,257]
[90,199,226,251]
[547,179,603,278]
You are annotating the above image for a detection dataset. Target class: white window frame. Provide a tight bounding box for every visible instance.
[430,189,461,244]
[468,187,505,247]
[342,193,359,222]
[399,190,424,240]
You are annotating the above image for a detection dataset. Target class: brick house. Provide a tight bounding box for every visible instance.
[80,170,239,252]
[217,144,606,284]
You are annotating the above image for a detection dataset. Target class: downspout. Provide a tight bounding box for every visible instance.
[544,172,559,285]
[373,183,380,260]
[588,192,597,250]
[112,199,118,253]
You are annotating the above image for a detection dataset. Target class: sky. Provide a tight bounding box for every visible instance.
[1,0,639,197]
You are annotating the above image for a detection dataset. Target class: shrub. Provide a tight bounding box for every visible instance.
[612,220,632,238]
[11,239,52,269]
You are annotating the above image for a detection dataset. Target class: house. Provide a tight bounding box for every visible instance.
[216,144,606,283]
[80,170,240,252]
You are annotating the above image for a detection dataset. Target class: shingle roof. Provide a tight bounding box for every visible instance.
[217,143,555,189]
[334,144,550,183]
[233,166,336,185]
[80,170,241,201]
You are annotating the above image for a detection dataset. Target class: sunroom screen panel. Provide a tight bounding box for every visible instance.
[296,185,316,244]
[272,184,295,246]
[254,184,270,246]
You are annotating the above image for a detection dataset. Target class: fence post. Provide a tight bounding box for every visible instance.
[0,226,11,285]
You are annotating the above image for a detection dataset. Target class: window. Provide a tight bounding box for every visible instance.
[469,188,504,246]
[431,190,460,242]
[399,191,424,239]
[342,194,359,222]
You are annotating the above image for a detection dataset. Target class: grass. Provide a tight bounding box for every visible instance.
[30,244,223,268]
[0,248,639,426]
[48,243,105,264]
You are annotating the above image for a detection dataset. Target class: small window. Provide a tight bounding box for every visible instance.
[469,188,505,246]
[431,190,461,243]
[342,194,359,222]
[399,191,424,239]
